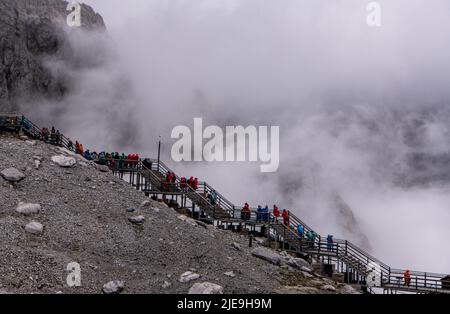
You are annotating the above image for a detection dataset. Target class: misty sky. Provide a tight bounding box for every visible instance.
[48,0,450,273]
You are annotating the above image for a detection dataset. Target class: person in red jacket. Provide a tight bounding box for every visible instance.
[193,178,199,190]
[273,205,280,222]
[404,270,411,287]
[180,177,187,191]
[282,209,289,226]
[241,202,251,220]
[187,176,194,189]
[126,154,132,168]
[134,154,140,168]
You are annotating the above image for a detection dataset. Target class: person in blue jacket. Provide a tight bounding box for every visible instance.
[307,230,316,249]
[83,150,92,161]
[327,235,334,251]
[256,205,263,222]
[297,224,304,240]
[262,205,269,222]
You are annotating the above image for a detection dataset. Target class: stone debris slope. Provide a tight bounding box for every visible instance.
[0,133,358,294]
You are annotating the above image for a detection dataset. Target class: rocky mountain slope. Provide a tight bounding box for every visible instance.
[0,132,359,294]
[0,0,104,111]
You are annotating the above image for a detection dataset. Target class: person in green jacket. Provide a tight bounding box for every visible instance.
[119,153,126,169]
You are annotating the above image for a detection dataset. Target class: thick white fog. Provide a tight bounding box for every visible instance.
[30,0,450,273]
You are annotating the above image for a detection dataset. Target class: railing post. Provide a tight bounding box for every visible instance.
[318,235,321,254]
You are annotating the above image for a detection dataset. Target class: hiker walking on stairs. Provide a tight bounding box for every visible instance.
[209,190,217,205]
[296,224,304,240]
[404,270,411,287]
[256,205,263,222]
[241,203,251,220]
[262,205,269,222]
[273,205,280,222]
[180,177,187,191]
[307,230,316,249]
[193,178,199,190]
[187,176,194,189]
[282,209,289,226]
[327,235,334,251]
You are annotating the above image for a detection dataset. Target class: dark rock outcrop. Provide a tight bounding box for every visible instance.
[0,0,105,111]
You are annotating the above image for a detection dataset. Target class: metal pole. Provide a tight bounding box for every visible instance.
[157,136,161,172]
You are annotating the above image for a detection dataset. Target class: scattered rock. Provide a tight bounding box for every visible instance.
[25,140,36,146]
[177,215,197,226]
[276,286,320,294]
[231,242,242,251]
[224,271,236,278]
[16,202,41,215]
[321,284,336,292]
[1,168,26,182]
[34,160,41,169]
[339,284,360,294]
[301,266,313,273]
[301,271,314,278]
[188,282,223,294]
[102,280,124,294]
[51,155,76,168]
[142,200,151,207]
[162,281,171,289]
[25,221,43,235]
[127,208,136,213]
[32,156,42,161]
[196,220,208,229]
[128,215,145,224]
[254,237,266,245]
[179,271,200,283]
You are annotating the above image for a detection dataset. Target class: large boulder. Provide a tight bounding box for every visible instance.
[16,203,41,215]
[251,247,284,265]
[95,163,110,173]
[188,282,223,294]
[285,257,311,269]
[51,155,76,168]
[251,247,311,269]
[1,168,25,182]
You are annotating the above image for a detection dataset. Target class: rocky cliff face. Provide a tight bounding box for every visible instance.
[0,0,105,111]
